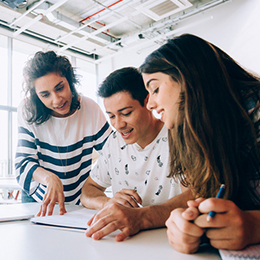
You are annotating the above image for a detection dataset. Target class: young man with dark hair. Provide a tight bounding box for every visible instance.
[80,67,192,241]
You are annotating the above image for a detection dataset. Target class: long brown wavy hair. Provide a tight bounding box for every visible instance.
[140,34,260,210]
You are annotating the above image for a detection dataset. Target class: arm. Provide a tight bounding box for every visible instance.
[33,167,66,216]
[80,176,143,210]
[139,188,193,230]
[85,189,194,241]
[15,104,65,216]
[80,176,108,210]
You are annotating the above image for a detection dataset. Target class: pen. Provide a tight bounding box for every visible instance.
[206,184,225,222]
[131,196,143,208]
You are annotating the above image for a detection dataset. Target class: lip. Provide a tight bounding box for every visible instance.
[120,128,134,139]
[55,101,67,110]
[156,109,164,121]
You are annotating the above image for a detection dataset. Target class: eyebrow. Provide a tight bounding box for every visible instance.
[146,78,157,88]
[106,106,133,114]
[37,81,63,95]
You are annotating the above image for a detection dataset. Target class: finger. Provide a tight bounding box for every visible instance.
[127,196,141,208]
[195,212,229,229]
[182,207,200,221]
[87,216,119,240]
[121,189,142,204]
[115,227,131,242]
[114,196,138,208]
[47,201,56,216]
[58,201,66,215]
[166,219,201,254]
[36,205,43,217]
[198,198,230,214]
[40,201,49,217]
[167,209,204,237]
[186,198,205,208]
[86,214,95,227]
[89,205,114,225]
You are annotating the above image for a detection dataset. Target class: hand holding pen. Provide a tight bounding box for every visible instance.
[206,184,226,222]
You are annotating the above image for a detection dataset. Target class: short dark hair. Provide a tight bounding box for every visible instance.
[23,50,80,125]
[98,67,148,106]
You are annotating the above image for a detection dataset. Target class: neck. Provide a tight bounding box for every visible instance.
[138,117,164,149]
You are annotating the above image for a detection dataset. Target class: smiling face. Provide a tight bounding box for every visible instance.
[104,91,153,148]
[34,72,73,117]
[142,72,181,129]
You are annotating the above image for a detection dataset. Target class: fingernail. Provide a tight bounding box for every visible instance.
[186,210,194,217]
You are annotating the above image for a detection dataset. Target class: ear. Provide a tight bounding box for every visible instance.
[143,94,149,107]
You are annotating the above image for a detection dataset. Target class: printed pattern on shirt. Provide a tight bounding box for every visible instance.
[91,125,182,206]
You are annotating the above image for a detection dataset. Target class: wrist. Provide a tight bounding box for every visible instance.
[138,206,154,230]
[44,171,58,185]
[101,197,111,209]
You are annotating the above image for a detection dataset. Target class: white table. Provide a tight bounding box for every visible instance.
[0,203,221,260]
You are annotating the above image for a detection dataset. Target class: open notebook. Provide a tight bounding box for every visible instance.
[30,208,98,232]
[219,244,260,260]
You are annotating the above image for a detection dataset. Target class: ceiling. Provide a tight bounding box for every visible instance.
[0,0,229,62]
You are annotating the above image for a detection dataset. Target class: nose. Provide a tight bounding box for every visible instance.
[146,94,156,111]
[113,116,126,130]
[52,92,62,105]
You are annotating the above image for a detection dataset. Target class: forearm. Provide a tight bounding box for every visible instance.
[80,184,109,210]
[140,189,194,230]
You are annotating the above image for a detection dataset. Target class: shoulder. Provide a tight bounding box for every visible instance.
[80,96,99,107]
[103,130,126,150]
[157,124,169,142]
[17,99,26,113]
[80,96,104,114]
[17,99,30,124]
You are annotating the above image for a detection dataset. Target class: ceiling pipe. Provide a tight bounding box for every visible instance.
[32,3,117,43]
[55,0,140,43]
[9,0,46,27]
[94,0,230,61]
[91,0,142,29]
[79,0,123,24]
[13,0,69,37]
[58,16,128,52]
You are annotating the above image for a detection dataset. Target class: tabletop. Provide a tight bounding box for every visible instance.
[0,203,221,260]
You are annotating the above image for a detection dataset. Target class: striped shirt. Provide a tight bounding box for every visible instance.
[15,96,112,204]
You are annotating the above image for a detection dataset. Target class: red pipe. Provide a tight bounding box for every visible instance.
[87,25,117,39]
[95,21,106,27]
[79,0,123,24]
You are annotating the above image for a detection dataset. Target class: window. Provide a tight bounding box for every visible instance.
[12,40,41,107]
[0,111,8,177]
[75,58,97,102]
[0,35,8,106]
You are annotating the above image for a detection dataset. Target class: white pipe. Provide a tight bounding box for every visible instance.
[13,0,69,37]
[10,0,46,27]
[59,16,128,52]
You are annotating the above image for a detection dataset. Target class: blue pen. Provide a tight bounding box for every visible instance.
[206,184,225,222]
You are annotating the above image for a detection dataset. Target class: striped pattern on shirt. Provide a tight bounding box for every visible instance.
[15,96,112,204]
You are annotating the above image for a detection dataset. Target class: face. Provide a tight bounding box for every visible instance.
[142,72,181,129]
[104,91,152,148]
[34,72,73,117]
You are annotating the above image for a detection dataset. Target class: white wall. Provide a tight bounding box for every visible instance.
[97,0,260,84]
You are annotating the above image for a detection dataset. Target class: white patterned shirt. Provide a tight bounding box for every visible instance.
[90,124,182,206]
